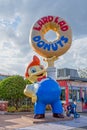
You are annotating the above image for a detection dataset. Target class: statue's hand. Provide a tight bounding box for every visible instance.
[24,83,38,103]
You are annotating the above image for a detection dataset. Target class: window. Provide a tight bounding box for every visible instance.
[60,87,66,101]
[69,86,80,102]
[69,87,72,101]
[77,89,80,101]
[71,87,80,102]
[82,87,87,103]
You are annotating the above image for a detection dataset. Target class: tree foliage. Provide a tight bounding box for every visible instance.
[78,68,87,78]
[0,75,26,110]
[24,78,32,84]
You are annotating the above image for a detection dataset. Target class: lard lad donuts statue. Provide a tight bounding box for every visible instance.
[24,55,64,119]
[24,15,72,119]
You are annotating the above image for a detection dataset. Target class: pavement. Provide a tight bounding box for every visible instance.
[0,112,87,130]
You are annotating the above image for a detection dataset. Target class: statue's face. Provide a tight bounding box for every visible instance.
[27,65,46,83]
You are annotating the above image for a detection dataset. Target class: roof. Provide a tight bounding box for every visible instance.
[57,75,87,82]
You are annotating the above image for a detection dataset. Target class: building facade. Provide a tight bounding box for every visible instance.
[57,68,87,112]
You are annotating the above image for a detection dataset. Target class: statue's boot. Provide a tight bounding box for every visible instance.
[34,114,45,119]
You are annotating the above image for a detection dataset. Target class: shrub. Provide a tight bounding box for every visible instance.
[7,106,16,112]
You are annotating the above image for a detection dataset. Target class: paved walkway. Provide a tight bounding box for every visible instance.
[0,112,87,130]
[16,115,87,130]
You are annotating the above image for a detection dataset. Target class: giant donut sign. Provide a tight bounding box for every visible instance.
[30,16,72,58]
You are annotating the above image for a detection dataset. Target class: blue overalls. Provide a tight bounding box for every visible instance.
[34,77,63,114]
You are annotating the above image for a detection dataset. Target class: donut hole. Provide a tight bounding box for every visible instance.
[44,30,60,42]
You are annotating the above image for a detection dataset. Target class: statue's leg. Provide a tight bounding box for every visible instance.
[51,100,64,118]
[34,102,46,119]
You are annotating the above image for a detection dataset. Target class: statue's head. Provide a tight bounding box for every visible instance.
[25,55,46,83]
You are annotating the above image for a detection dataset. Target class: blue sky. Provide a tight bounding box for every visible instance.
[0,0,87,76]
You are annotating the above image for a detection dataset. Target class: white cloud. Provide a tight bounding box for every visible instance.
[0,0,87,76]
[55,37,87,70]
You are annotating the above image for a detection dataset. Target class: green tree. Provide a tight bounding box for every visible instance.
[78,68,87,78]
[24,78,32,84]
[0,75,26,110]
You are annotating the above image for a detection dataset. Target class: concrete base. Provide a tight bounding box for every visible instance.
[0,112,73,129]
[22,112,73,124]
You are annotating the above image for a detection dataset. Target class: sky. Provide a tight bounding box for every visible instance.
[0,0,87,76]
